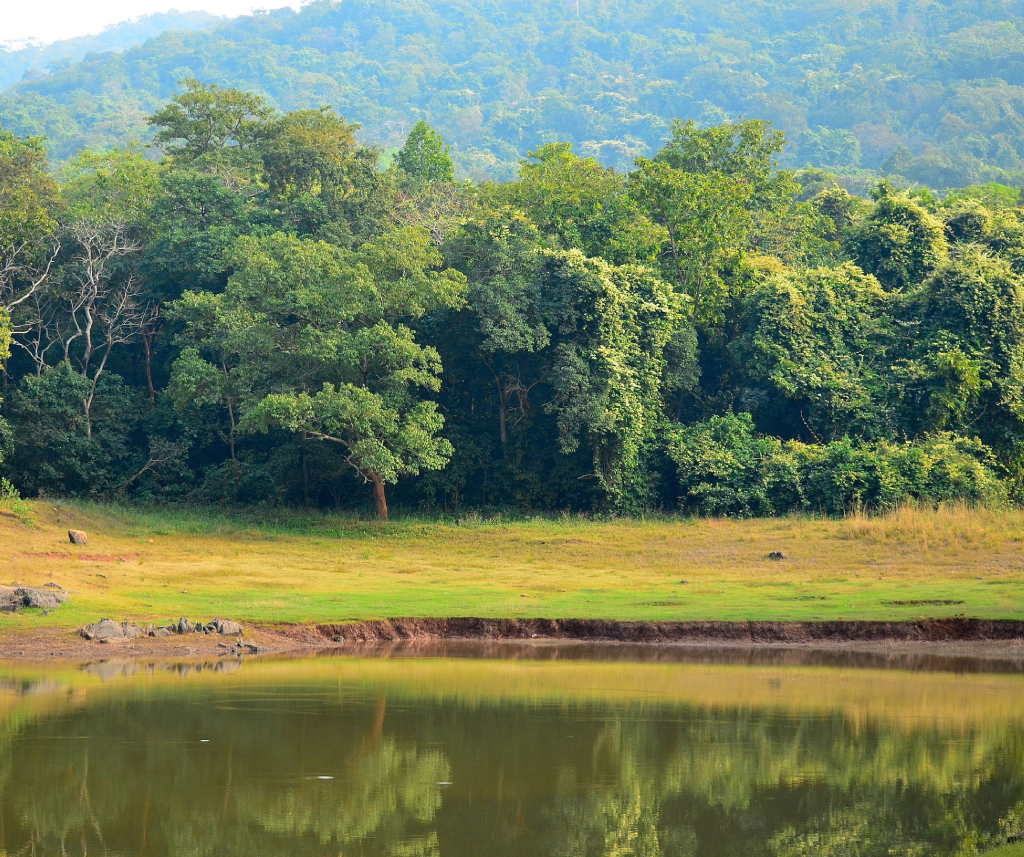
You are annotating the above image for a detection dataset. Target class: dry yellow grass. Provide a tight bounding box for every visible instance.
[0,500,1022,630]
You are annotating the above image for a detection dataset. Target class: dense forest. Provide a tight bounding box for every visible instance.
[1,79,1024,517]
[0,11,220,90]
[5,0,1024,187]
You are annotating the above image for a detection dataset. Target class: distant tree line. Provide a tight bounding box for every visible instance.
[2,81,1023,517]
[4,0,1024,188]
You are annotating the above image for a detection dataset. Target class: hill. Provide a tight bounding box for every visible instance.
[3,0,1024,185]
[0,11,222,90]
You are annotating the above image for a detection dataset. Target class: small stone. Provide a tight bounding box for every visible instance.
[678,580,688,585]
[68,530,88,546]
[43,582,62,590]
[193,621,203,633]
[768,551,786,560]
[144,624,155,636]
[121,623,145,639]
[176,617,192,635]
[156,628,172,637]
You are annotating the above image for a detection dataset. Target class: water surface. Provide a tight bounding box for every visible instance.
[2,646,1023,856]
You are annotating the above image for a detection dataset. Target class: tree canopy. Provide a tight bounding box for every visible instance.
[1,80,1023,517]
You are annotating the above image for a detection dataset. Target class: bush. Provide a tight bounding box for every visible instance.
[668,412,1005,516]
[4,364,144,497]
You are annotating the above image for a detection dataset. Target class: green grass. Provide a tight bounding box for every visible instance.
[1,500,1023,632]
[986,843,1024,857]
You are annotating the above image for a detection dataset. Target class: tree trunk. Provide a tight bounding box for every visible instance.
[368,471,388,520]
[142,333,156,403]
[494,373,509,455]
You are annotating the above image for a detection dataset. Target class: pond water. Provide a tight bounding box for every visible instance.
[2,644,1024,856]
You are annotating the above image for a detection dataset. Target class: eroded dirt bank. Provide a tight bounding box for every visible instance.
[3,618,1024,663]
[315,617,1024,644]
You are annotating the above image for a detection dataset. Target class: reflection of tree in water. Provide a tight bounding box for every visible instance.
[0,695,448,856]
[0,692,1023,857]
[540,711,1024,857]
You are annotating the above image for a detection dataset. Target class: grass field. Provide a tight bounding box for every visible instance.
[1,499,1023,631]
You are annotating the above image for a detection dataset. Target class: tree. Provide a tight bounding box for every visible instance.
[542,250,676,511]
[170,228,465,518]
[629,119,797,324]
[499,142,661,265]
[147,78,274,160]
[396,120,454,184]
[845,181,948,291]
[732,263,898,442]
[0,126,61,371]
[899,247,1024,473]
[444,206,548,452]
[257,107,386,245]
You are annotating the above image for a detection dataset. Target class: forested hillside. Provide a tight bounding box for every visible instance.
[4,0,1024,186]
[0,11,221,90]
[1,81,1022,517]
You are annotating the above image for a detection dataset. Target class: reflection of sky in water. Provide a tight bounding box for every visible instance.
[0,650,1022,856]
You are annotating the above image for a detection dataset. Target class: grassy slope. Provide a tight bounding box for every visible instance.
[1,500,1022,631]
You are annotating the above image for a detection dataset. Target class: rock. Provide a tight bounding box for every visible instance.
[68,530,88,545]
[1009,832,1024,845]
[144,624,155,636]
[17,588,67,610]
[767,551,786,560]
[121,623,145,639]
[212,619,242,636]
[43,582,62,590]
[176,617,192,635]
[0,588,21,612]
[156,627,172,637]
[232,643,266,655]
[79,618,125,641]
[193,621,204,633]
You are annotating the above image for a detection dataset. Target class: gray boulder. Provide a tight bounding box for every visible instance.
[18,588,67,610]
[121,623,145,639]
[212,619,242,636]
[0,586,70,612]
[176,617,193,635]
[79,618,125,641]
[68,530,88,545]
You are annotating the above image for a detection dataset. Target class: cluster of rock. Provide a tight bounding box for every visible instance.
[79,617,243,642]
[0,583,68,613]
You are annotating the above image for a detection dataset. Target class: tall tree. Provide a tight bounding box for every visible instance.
[170,228,465,518]
[396,121,454,184]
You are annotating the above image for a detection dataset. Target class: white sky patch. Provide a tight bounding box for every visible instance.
[1,1,302,46]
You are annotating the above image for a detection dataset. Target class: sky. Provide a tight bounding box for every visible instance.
[2,1,301,45]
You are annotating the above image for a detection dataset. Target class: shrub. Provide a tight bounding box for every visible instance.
[668,412,1005,516]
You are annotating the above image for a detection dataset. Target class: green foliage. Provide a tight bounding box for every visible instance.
[397,121,454,184]
[845,181,948,291]
[670,412,1005,516]
[4,364,143,497]
[542,250,676,511]
[0,125,60,312]
[3,75,1024,516]
[9,0,1024,188]
[169,229,464,517]
[734,263,897,441]
[147,78,274,160]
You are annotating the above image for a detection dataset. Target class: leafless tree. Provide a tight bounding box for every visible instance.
[392,181,468,246]
[0,237,61,314]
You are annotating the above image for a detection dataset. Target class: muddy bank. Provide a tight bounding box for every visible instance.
[3,617,1024,664]
[315,617,1024,644]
